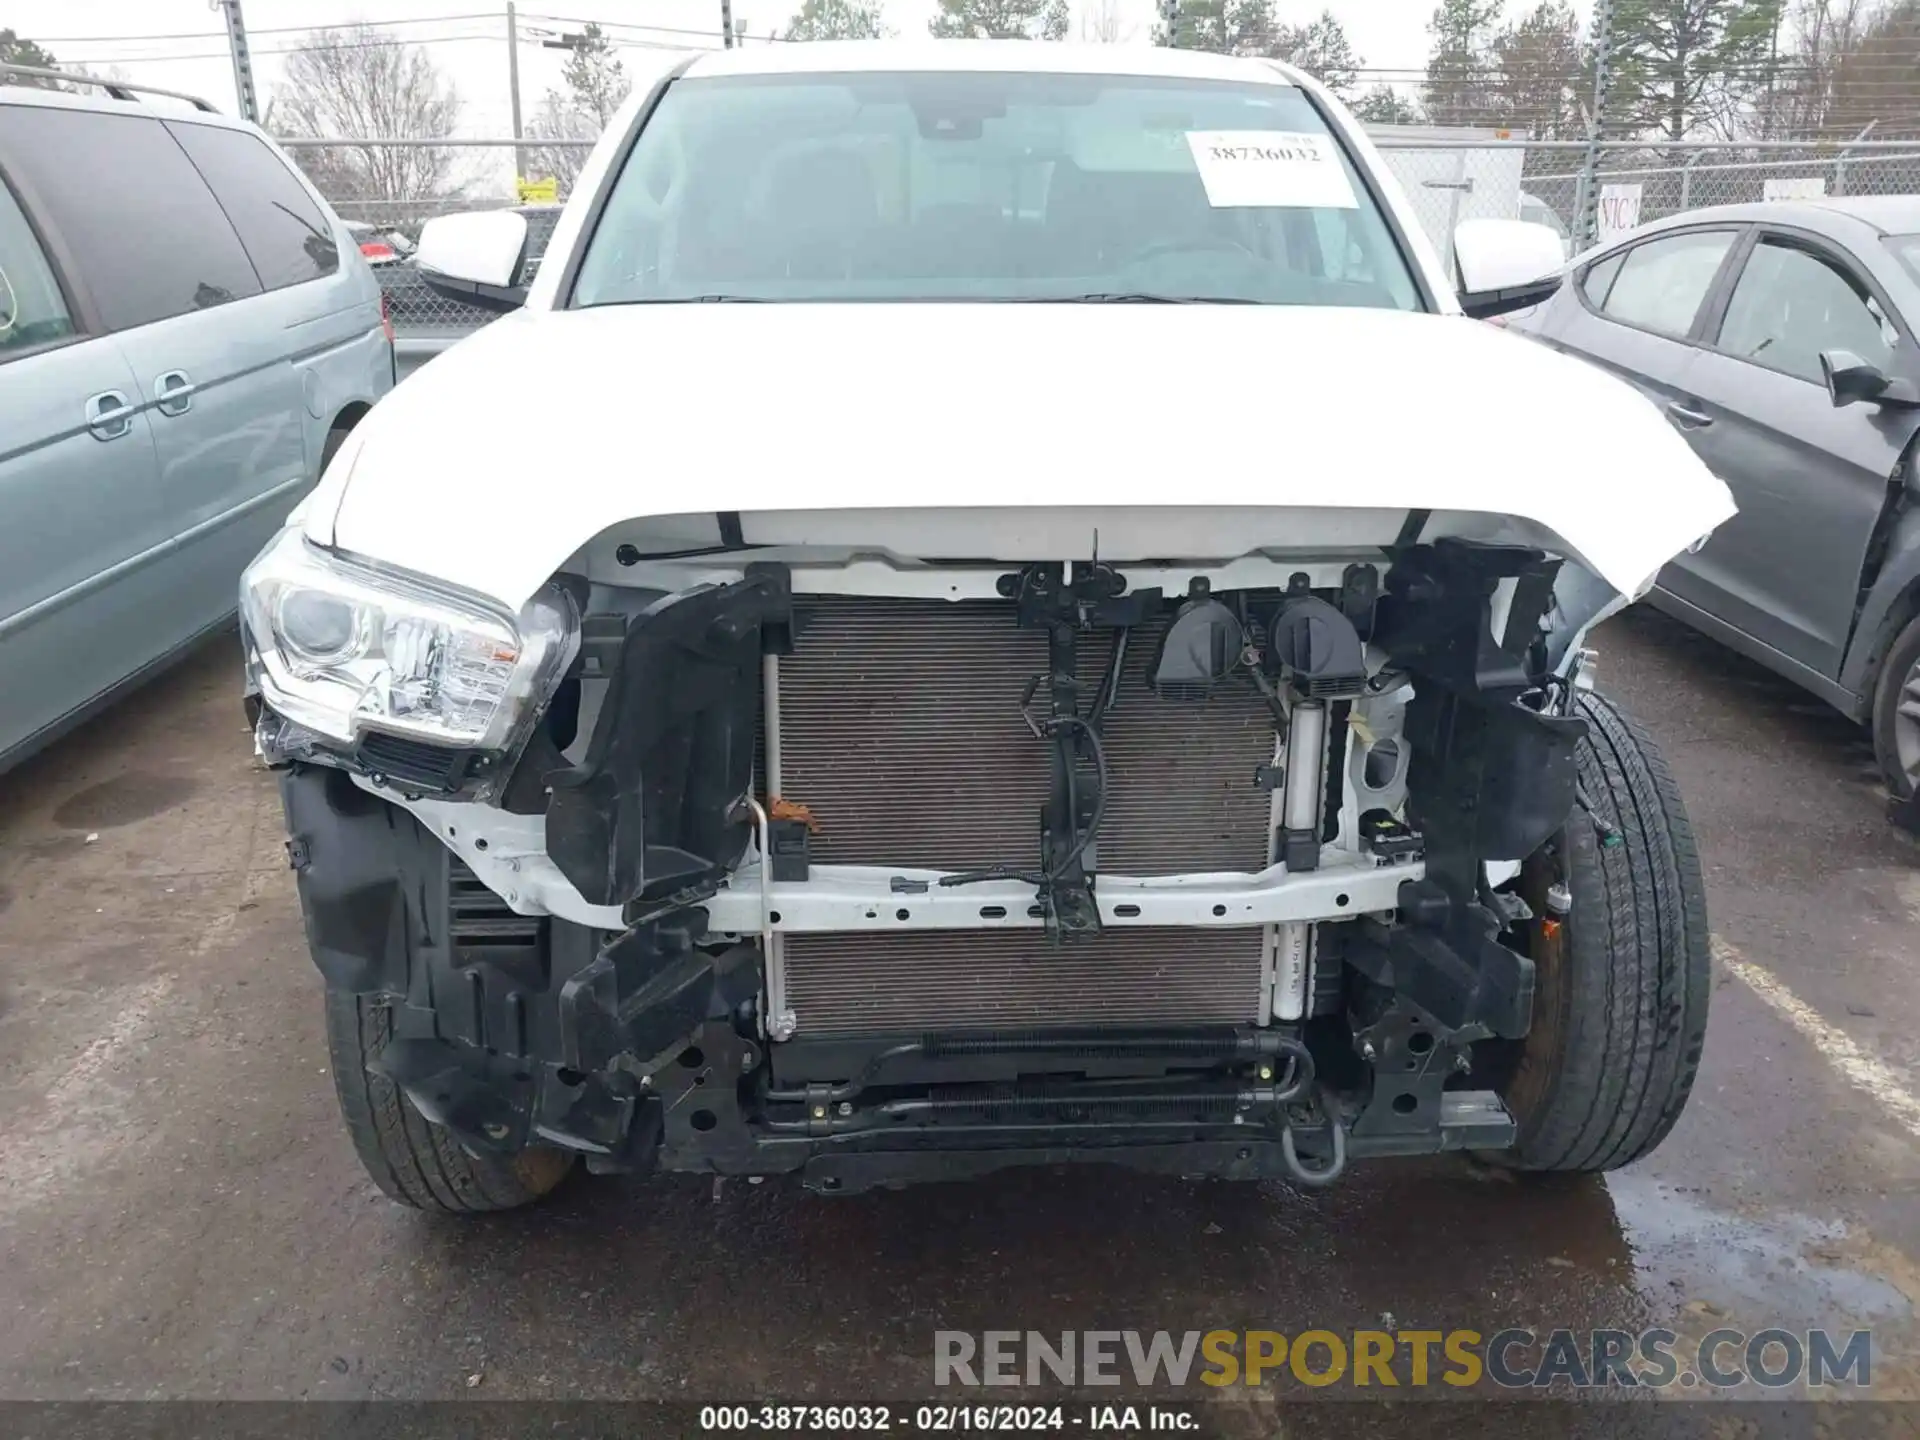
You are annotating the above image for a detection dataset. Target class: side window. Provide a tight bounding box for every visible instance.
[167,121,340,290]
[0,106,260,333]
[1597,230,1735,337]
[1714,238,1895,385]
[0,172,75,356]
[1580,251,1625,307]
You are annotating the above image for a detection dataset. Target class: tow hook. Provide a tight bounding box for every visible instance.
[1279,1086,1348,1188]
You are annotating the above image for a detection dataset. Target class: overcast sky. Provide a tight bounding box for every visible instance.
[9,0,1509,135]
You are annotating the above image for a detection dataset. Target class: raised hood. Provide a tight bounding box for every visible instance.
[315,302,1735,607]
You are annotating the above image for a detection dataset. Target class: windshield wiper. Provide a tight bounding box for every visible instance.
[586,295,771,306]
[583,293,1266,307]
[1021,293,1263,304]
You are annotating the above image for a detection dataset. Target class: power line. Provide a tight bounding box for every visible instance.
[68,34,510,67]
[36,13,506,44]
[523,13,787,42]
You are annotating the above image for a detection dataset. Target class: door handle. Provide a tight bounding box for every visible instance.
[84,389,136,441]
[153,369,197,417]
[1666,401,1714,428]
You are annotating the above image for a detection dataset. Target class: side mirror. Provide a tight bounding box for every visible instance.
[1820,349,1920,409]
[1453,218,1567,320]
[415,210,531,312]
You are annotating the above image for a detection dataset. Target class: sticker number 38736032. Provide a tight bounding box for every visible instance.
[1184,131,1360,210]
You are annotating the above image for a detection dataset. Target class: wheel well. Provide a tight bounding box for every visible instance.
[1855,574,1920,720]
[328,401,373,443]
[1852,446,1920,717]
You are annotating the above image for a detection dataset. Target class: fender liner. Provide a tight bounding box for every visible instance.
[1840,444,1920,714]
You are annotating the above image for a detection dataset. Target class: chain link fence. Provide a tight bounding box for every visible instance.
[287,135,1920,341]
[283,137,590,335]
[1372,137,1920,268]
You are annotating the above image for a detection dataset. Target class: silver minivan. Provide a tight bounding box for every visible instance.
[0,72,393,772]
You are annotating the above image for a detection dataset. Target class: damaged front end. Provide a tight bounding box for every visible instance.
[260,516,1609,1193]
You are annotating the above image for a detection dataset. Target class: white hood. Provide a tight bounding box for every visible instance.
[313,302,1735,607]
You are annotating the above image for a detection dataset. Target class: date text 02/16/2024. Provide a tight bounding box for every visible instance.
[699,1405,1198,1431]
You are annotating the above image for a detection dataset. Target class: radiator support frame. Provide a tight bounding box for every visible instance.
[351,792,1424,936]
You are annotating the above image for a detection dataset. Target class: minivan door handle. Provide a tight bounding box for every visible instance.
[1666,400,1714,429]
[85,390,136,441]
[153,370,197,417]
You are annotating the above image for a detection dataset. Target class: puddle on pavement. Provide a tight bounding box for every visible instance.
[50,773,200,830]
[1607,1172,1911,1332]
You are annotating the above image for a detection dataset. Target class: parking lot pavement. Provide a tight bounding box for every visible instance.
[0,609,1916,1415]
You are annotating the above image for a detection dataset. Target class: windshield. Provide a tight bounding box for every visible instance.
[569,70,1423,309]
[1891,234,1920,289]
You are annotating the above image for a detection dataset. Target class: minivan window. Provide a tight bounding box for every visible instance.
[1715,238,1894,385]
[168,120,339,289]
[572,71,1423,310]
[0,106,260,332]
[0,172,74,355]
[1599,230,1734,337]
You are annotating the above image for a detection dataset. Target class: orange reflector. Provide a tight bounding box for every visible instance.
[771,797,821,832]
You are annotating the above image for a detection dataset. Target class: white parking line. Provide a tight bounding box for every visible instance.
[1713,935,1920,1140]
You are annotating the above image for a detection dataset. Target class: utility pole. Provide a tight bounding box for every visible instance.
[507,2,525,181]
[1574,0,1616,249]
[214,0,259,123]
[722,0,736,47]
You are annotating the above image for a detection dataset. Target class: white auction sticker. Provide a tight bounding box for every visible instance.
[1184,130,1359,209]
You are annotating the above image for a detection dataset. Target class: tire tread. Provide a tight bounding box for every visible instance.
[1506,691,1710,1172]
[323,989,570,1213]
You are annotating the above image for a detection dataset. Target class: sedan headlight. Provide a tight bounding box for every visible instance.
[241,527,577,753]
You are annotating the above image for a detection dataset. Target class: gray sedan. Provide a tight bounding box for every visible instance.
[1508,197,1920,795]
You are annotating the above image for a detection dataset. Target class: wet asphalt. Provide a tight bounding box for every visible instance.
[0,607,1915,1428]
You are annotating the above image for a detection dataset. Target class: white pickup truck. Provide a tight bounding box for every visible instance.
[242,39,1732,1213]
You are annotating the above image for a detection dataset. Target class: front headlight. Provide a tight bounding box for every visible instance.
[241,527,577,752]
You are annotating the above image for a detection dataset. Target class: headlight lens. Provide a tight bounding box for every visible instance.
[241,527,577,752]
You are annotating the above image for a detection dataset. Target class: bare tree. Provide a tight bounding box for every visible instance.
[1817,0,1920,135]
[271,25,464,221]
[1765,0,1920,137]
[1769,0,1873,133]
[1080,0,1131,42]
[524,25,632,195]
[525,94,597,197]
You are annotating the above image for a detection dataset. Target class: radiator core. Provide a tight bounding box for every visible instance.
[775,597,1274,873]
[781,928,1268,1037]
[770,596,1277,1036]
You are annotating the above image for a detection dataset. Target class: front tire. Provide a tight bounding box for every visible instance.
[324,990,574,1213]
[1496,691,1711,1172]
[1869,611,1920,801]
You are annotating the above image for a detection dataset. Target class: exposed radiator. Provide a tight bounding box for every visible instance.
[781,928,1268,1037]
[773,597,1275,874]
[769,596,1278,1037]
